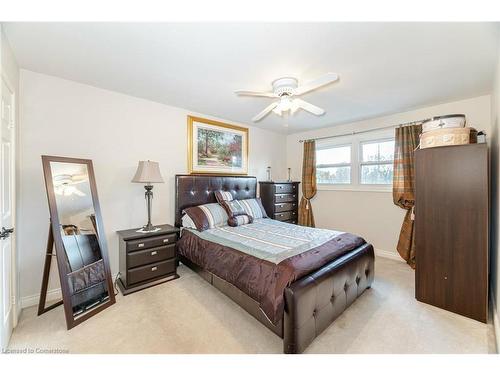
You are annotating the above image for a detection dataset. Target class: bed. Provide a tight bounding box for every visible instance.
[175,174,374,353]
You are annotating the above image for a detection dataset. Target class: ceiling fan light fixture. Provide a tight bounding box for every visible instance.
[236,72,338,122]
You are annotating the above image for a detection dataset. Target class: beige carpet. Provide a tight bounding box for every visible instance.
[8,256,497,354]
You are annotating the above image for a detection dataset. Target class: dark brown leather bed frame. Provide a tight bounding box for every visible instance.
[175,174,374,353]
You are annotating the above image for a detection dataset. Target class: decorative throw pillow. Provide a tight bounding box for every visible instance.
[228,214,253,227]
[215,190,234,204]
[238,198,268,219]
[183,203,229,231]
[221,199,246,218]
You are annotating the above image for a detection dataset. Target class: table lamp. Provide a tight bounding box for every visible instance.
[131,160,164,232]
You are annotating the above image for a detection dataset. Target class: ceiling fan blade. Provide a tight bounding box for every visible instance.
[293,99,325,116]
[294,73,339,96]
[234,90,278,98]
[73,188,86,197]
[252,102,279,122]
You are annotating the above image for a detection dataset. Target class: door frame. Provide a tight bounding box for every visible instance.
[1,72,18,344]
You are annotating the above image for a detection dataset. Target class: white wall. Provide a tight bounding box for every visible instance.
[287,95,492,260]
[490,29,500,353]
[1,25,20,322]
[18,70,287,303]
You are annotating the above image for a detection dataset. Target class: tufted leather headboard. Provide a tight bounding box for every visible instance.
[175,174,257,227]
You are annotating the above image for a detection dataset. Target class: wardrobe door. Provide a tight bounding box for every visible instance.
[415,147,451,311]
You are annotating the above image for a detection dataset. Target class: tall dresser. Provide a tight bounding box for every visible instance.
[415,143,488,323]
[259,181,300,224]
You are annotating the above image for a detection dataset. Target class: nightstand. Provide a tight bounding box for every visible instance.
[117,224,180,295]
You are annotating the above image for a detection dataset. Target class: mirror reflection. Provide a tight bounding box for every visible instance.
[50,162,110,317]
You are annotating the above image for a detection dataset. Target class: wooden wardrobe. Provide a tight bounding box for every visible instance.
[415,143,488,323]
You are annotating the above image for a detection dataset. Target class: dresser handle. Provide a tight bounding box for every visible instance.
[163,238,169,243]
[151,251,158,256]
[138,243,144,248]
[151,266,158,272]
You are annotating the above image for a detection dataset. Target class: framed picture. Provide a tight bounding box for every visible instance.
[187,116,248,175]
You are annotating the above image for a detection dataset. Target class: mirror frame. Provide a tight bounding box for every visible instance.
[41,155,115,329]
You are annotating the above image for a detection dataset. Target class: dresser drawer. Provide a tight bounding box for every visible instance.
[275,193,297,203]
[127,259,176,285]
[126,233,177,252]
[127,244,175,269]
[274,184,297,194]
[275,202,297,213]
[273,210,297,221]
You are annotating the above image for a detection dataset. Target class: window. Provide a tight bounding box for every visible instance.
[360,139,395,184]
[316,144,351,184]
[315,132,395,191]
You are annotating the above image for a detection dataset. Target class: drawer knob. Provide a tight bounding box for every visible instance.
[138,243,144,248]
[163,238,169,243]
[151,266,158,272]
[151,251,158,256]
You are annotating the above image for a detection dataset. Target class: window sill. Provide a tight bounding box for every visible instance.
[317,184,392,193]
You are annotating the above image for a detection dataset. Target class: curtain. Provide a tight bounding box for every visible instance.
[392,124,422,268]
[298,140,317,227]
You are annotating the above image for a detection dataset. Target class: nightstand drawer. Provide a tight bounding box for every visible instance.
[275,202,297,213]
[126,233,177,252]
[273,210,297,221]
[127,244,175,269]
[275,193,297,203]
[274,184,296,194]
[127,259,176,285]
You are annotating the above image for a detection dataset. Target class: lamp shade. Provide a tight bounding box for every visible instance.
[131,160,164,184]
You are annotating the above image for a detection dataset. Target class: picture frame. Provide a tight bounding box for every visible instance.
[187,116,249,175]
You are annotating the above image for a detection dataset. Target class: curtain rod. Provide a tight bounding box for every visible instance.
[298,118,428,143]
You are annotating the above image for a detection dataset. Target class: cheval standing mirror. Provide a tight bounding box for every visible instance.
[39,155,115,329]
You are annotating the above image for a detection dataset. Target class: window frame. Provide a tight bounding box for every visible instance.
[315,129,395,192]
[315,143,352,185]
[359,138,395,186]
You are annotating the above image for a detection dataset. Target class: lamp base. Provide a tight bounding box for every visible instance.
[136,225,161,234]
[136,184,160,233]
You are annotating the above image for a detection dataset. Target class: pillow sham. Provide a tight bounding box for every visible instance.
[181,214,197,229]
[228,214,253,227]
[215,190,234,204]
[183,203,229,232]
[238,198,268,219]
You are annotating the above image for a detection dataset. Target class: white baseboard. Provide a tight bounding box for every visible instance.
[374,248,405,263]
[21,288,62,309]
[492,294,500,354]
[20,273,118,309]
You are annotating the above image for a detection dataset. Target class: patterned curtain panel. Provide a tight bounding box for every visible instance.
[299,140,317,227]
[392,124,422,268]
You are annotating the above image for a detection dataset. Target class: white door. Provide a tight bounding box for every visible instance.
[0,77,15,349]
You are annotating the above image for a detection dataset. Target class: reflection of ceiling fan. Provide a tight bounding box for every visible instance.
[53,174,87,196]
[235,73,339,122]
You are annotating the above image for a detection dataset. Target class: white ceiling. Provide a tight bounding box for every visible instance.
[3,22,499,134]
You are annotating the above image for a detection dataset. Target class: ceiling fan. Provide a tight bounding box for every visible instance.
[53,174,88,197]
[235,73,339,122]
